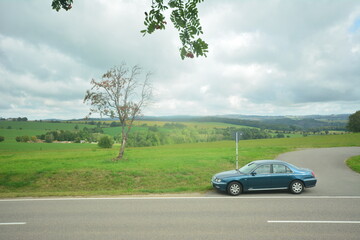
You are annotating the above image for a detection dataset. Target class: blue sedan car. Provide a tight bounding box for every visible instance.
[212,160,317,196]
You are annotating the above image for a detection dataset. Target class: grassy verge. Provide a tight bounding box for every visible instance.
[346,155,360,173]
[0,133,359,198]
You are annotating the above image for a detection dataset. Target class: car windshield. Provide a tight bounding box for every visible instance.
[239,162,258,174]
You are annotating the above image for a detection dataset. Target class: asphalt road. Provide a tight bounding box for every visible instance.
[1,197,359,240]
[277,147,360,196]
[1,147,359,240]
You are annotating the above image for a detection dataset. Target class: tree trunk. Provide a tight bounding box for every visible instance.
[115,136,127,161]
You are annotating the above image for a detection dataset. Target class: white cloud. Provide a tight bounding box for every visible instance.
[0,34,93,119]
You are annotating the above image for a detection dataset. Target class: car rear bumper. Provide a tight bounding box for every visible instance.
[303,178,317,188]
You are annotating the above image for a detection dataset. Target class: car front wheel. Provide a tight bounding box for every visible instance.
[227,182,242,196]
[290,180,304,194]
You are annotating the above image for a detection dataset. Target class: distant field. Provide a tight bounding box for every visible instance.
[1,120,269,149]
[84,120,251,129]
[0,121,92,142]
[134,121,253,128]
[1,127,359,197]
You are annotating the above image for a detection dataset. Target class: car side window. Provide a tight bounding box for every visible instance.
[254,164,271,174]
[273,164,292,173]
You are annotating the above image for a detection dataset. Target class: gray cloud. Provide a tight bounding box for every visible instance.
[0,0,359,119]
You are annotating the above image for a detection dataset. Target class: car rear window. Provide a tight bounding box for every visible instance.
[273,164,292,173]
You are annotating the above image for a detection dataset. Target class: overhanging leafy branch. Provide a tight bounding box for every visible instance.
[51,0,208,60]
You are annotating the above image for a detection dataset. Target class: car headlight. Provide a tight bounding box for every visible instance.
[214,178,222,183]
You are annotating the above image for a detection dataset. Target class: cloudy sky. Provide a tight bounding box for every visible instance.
[1,0,359,120]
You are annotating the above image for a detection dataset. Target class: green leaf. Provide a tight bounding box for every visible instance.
[148,22,156,34]
[168,0,177,8]
[180,47,187,60]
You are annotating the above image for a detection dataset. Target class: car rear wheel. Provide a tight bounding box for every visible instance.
[227,182,242,196]
[290,180,304,194]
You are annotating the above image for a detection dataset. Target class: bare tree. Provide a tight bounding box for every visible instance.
[84,64,152,161]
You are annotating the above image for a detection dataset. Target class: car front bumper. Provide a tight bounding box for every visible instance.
[211,180,227,192]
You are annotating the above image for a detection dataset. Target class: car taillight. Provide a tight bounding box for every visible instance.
[312,171,316,177]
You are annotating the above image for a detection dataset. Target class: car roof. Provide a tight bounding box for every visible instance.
[251,160,287,164]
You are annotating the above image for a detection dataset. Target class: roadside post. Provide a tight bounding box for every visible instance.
[235,132,242,170]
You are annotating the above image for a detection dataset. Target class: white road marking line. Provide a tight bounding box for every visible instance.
[0,196,360,202]
[0,222,26,225]
[268,220,360,224]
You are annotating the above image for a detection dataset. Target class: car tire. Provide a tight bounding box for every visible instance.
[290,180,304,194]
[227,182,242,196]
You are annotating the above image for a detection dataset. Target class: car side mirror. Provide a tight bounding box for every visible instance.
[251,172,257,176]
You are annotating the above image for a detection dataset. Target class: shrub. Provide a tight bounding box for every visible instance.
[45,134,54,143]
[15,135,31,142]
[22,135,30,142]
[0,136,4,142]
[98,135,114,148]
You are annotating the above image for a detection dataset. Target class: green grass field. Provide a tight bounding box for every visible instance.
[1,128,359,198]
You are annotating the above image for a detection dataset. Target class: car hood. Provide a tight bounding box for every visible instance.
[215,170,243,179]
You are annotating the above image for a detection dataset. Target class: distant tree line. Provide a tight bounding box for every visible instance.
[36,127,104,143]
[0,117,28,121]
[192,116,347,131]
[117,126,273,147]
